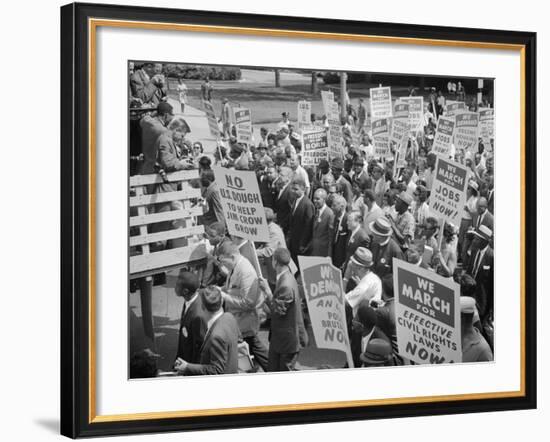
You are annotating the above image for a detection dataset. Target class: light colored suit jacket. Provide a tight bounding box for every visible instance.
[257,222,287,284]
[224,256,261,337]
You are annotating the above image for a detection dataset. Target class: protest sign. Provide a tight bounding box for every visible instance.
[393,101,410,120]
[454,112,479,153]
[393,259,462,365]
[369,86,392,119]
[202,100,220,138]
[328,124,344,159]
[298,255,353,368]
[302,128,329,167]
[428,157,468,226]
[213,167,269,242]
[478,108,494,145]
[321,90,335,115]
[390,117,410,147]
[445,100,466,117]
[372,118,391,159]
[431,115,456,158]
[233,107,253,144]
[327,101,340,125]
[400,96,424,133]
[297,100,312,130]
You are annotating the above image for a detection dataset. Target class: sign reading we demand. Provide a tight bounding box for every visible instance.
[298,256,353,368]
[213,167,269,242]
[393,260,462,365]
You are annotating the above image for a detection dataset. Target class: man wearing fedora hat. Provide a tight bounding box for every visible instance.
[387,191,415,250]
[360,338,394,367]
[369,217,404,279]
[465,225,494,323]
[350,301,392,367]
[343,247,382,314]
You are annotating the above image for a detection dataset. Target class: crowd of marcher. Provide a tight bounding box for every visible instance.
[128,63,494,379]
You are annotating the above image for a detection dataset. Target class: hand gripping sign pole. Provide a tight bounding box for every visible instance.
[298,256,354,368]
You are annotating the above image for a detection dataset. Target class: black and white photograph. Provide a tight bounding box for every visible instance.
[128,61,495,378]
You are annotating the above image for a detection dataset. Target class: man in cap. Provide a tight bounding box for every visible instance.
[369,217,404,279]
[258,248,307,371]
[465,225,494,323]
[460,297,493,362]
[360,338,394,367]
[331,195,350,269]
[343,247,382,313]
[175,286,240,375]
[174,271,208,366]
[139,101,174,175]
[387,191,415,250]
[310,188,335,257]
[331,157,353,205]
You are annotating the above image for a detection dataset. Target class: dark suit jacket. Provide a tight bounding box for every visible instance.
[176,297,208,364]
[288,195,315,256]
[311,205,335,257]
[274,184,293,235]
[184,312,240,375]
[344,227,370,268]
[269,271,303,354]
[259,176,275,209]
[332,213,350,269]
[202,182,225,227]
[471,210,494,232]
[467,246,494,317]
[337,176,353,205]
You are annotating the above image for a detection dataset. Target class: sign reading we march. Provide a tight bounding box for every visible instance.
[370,86,392,118]
[214,167,269,242]
[393,260,462,365]
[298,256,353,368]
[431,115,455,158]
[233,107,253,144]
[428,157,468,226]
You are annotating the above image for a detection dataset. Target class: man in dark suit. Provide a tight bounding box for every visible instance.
[273,166,294,236]
[343,210,370,273]
[175,286,240,376]
[463,197,494,266]
[331,157,353,205]
[466,226,494,323]
[174,271,208,364]
[200,169,225,228]
[310,188,335,257]
[287,177,315,265]
[259,248,307,371]
[351,157,372,190]
[202,222,231,287]
[258,163,275,209]
[331,195,350,269]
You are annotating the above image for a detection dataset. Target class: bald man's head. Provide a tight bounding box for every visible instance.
[313,188,327,209]
[477,197,488,215]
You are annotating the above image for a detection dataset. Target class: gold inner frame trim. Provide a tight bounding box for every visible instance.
[88,18,527,424]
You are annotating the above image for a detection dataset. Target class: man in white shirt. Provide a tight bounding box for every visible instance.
[343,247,382,315]
[289,155,310,196]
[362,189,384,236]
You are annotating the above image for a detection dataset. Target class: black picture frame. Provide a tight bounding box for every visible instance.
[60,2,537,438]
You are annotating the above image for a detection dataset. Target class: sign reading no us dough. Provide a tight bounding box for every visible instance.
[298,255,354,368]
[213,167,269,242]
[393,259,462,365]
[427,157,468,226]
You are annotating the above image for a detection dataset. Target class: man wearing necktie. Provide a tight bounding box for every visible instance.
[466,225,494,324]
[310,188,335,257]
[287,178,315,267]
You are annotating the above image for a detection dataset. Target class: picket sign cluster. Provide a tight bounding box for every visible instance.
[129,169,207,279]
